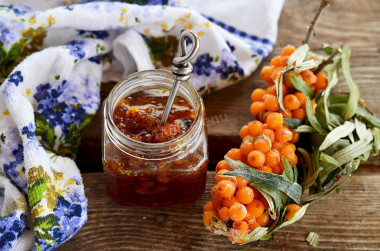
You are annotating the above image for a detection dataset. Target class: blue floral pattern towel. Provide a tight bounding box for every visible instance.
[0,0,283,250]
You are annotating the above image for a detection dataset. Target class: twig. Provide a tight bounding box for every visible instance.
[303,0,330,44]
[314,48,341,74]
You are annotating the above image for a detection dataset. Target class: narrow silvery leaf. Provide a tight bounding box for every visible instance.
[288,44,309,66]
[342,47,360,120]
[320,152,340,167]
[282,157,294,183]
[356,107,380,128]
[253,183,282,217]
[294,59,319,72]
[271,204,309,232]
[324,70,339,127]
[306,232,320,247]
[355,117,367,140]
[306,97,327,134]
[224,157,302,204]
[235,227,269,244]
[275,72,286,112]
[283,118,303,129]
[319,121,355,151]
[295,125,317,133]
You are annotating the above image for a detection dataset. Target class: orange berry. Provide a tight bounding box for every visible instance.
[236,176,249,188]
[285,143,296,152]
[217,180,236,199]
[248,221,261,231]
[203,201,214,212]
[271,67,283,82]
[290,132,300,143]
[240,140,255,158]
[285,204,301,220]
[242,135,254,142]
[248,120,264,136]
[270,56,287,67]
[250,102,265,117]
[259,111,271,124]
[275,127,293,143]
[294,92,307,107]
[211,188,223,210]
[281,45,296,56]
[253,138,271,153]
[280,108,292,118]
[256,214,270,227]
[259,197,269,209]
[262,128,275,142]
[236,186,254,204]
[229,203,248,222]
[247,199,265,218]
[301,70,317,85]
[292,108,306,120]
[226,148,243,161]
[256,165,273,173]
[263,94,279,112]
[251,88,266,102]
[273,141,284,151]
[223,196,239,208]
[266,112,283,130]
[218,207,231,221]
[260,66,275,83]
[252,187,262,200]
[266,84,276,95]
[315,71,328,89]
[283,94,301,111]
[281,145,297,164]
[203,211,217,227]
[247,150,265,167]
[216,169,235,183]
[265,150,281,168]
[240,125,249,139]
[272,165,282,174]
[284,72,302,88]
[216,160,232,172]
[233,221,249,235]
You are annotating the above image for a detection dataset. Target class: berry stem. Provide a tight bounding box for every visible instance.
[314,48,341,74]
[303,0,330,45]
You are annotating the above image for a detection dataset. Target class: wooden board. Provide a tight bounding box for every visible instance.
[75,0,380,173]
[57,172,380,250]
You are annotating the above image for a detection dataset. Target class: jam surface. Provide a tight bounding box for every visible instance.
[113,96,195,143]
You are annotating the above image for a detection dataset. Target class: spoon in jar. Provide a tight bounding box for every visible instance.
[159,30,200,125]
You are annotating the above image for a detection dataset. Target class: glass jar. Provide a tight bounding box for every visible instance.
[102,70,208,207]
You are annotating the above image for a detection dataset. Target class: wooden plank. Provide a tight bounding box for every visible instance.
[57,172,380,250]
[75,0,380,172]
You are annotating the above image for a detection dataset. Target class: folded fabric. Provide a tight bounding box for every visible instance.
[0,0,284,250]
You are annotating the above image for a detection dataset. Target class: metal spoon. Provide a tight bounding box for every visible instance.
[159,30,200,125]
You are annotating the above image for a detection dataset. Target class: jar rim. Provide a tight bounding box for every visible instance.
[104,69,204,157]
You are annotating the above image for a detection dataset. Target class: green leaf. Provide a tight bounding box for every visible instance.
[321,167,340,188]
[374,128,380,155]
[354,117,368,140]
[320,152,340,167]
[323,70,339,127]
[305,97,327,134]
[28,178,49,207]
[34,112,56,150]
[289,75,314,98]
[356,107,380,128]
[224,156,302,203]
[275,71,286,112]
[306,232,320,247]
[34,214,59,230]
[319,121,355,151]
[283,118,303,129]
[341,47,360,120]
[295,125,317,133]
[322,43,335,55]
[253,182,283,214]
[282,157,294,183]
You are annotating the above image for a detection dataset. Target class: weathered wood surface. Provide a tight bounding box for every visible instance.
[76,0,380,173]
[57,172,380,250]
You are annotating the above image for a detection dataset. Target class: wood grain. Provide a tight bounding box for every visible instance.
[57,172,380,250]
[75,0,380,172]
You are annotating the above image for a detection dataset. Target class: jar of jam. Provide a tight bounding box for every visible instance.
[102,69,208,207]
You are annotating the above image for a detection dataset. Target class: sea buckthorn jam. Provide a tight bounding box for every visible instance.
[102,70,208,207]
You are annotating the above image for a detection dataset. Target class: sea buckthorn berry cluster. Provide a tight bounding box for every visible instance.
[251,44,327,121]
[204,44,325,241]
[203,161,271,241]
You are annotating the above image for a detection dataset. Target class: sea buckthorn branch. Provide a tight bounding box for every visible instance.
[303,0,330,44]
[313,48,341,74]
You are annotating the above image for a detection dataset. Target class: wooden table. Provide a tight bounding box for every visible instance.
[58,172,380,250]
[63,0,380,250]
